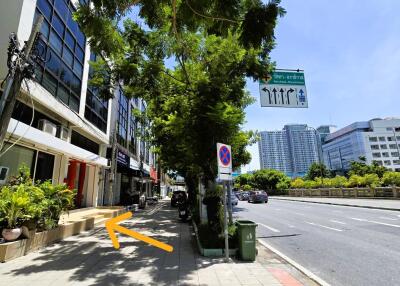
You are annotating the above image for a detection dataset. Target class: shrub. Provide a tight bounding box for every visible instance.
[0,186,32,228]
[382,172,400,186]
[346,175,364,187]
[363,174,381,188]
[329,176,348,188]
[291,178,305,189]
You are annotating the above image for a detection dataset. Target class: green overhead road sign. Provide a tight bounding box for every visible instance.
[259,69,308,108]
[260,71,305,85]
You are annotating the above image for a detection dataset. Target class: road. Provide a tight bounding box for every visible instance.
[233,198,400,286]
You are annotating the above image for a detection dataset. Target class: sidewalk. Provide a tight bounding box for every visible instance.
[272,196,400,211]
[0,200,318,286]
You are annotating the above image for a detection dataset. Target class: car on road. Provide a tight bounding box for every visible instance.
[171,190,187,207]
[229,193,239,206]
[248,190,268,203]
[237,191,250,201]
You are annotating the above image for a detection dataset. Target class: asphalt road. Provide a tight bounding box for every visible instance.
[233,198,400,286]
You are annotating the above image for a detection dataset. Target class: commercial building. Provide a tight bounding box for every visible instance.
[0,0,165,207]
[322,118,400,172]
[258,124,320,177]
[0,0,110,208]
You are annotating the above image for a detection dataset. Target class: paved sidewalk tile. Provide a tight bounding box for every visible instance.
[0,201,316,286]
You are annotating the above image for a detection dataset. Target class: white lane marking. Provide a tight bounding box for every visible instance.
[305,221,343,232]
[333,210,343,213]
[379,216,397,221]
[351,218,400,228]
[288,225,295,228]
[330,219,346,225]
[259,223,280,233]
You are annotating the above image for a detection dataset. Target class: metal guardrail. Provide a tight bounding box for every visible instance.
[288,187,400,198]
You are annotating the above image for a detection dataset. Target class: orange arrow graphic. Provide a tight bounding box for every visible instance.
[105,211,173,252]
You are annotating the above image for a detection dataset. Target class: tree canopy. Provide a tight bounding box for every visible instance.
[74,0,285,196]
[305,162,331,180]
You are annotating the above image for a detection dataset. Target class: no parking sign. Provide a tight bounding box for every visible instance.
[217,143,232,181]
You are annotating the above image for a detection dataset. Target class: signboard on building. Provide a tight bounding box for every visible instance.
[117,150,129,167]
[217,143,232,181]
[259,70,308,108]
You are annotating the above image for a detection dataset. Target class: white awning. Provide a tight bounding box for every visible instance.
[7,119,108,167]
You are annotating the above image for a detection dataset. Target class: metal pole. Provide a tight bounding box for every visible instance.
[227,180,233,224]
[223,181,229,262]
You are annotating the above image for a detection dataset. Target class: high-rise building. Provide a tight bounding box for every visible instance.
[258,124,320,177]
[322,118,400,172]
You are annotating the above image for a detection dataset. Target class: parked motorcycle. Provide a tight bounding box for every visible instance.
[177,194,190,222]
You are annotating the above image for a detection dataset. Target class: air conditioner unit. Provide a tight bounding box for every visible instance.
[57,126,70,141]
[38,119,57,136]
[0,166,9,185]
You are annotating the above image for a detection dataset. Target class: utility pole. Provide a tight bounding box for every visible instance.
[223,181,229,262]
[0,16,43,149]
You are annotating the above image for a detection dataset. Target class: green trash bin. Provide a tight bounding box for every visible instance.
[236,220,257,261]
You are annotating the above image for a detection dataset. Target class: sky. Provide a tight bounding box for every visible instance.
[241,0,400,172]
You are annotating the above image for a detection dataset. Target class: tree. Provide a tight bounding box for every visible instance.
[235,173,254,188]
[74,0,285,205]
[251,169,289,194]
[382,172,400,186]
[349,160,387,178]
[305,162,330,180]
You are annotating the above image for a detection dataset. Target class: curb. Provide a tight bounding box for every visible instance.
[270,198,400,212]
[258,239,331,286]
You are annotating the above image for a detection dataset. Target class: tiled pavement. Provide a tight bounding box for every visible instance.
[0,201,318,286]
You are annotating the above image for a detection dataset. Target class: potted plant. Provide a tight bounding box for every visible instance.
[0,186,31,241]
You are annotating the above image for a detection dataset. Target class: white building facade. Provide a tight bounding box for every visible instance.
[0,0,111,207]
[322,118,400,172]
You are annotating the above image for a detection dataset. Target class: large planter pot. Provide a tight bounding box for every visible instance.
[2,228,22,242]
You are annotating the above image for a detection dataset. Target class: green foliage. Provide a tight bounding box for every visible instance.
[291,178,305,189]
[0,166,76,231]
[327,176,347,188]
[0,186,31,228]
[235,173,253,187]
[305,163,331,180]
[382,172,400,186]
[251,169,289,194]
[349,159,387,178]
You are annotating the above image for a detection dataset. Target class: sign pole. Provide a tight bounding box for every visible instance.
[227,181,233,224]
[223,181,229,262]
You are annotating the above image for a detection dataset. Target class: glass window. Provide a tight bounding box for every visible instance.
[34,0,85,112]
[384,160,391,166]
[49,30,62,55]
[55,0,69,21]
[75,46,85,63]
[380,144,387,149]
[389,144,397,149]
[52,13,65,37]
[34,152,55,182]
[370,145,379,150]
[40,19,50,40]
[0,144,35,180]
[42,71,58,95]
[369,137,377,142]
[391,152,399,157]
[117,90,128,147]
[76,30,86,48]
[382,152,390,158]
[45,51,62,76]
[57,85,69,105]
[388,136,394,141]
[394,160,400,165]
[69,95,79,112]
[379,136,386,141]
[37,0,52,20]
[372,153,381,158]
[73,61,83,77]
[62,47,74,67]
[65,30,75,50]
[71,75,81,95]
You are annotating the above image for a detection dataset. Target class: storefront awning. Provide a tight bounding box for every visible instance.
[7,119,108,167]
